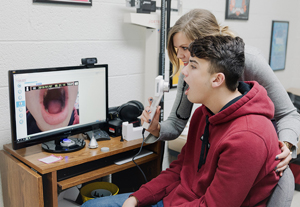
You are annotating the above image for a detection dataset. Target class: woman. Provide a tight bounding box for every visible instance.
[142,8,300,174]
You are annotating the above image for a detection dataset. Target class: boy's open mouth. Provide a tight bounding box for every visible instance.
[40,87,69,125]
[185,86,190,95]
[43,88,66,114]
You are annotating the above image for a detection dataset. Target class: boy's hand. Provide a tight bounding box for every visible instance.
[122,196,138,207]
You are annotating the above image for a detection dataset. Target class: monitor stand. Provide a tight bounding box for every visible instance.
[41,137,86,153]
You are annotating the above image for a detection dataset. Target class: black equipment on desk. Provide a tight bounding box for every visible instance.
[86,129,110,141]
[108,100,144,137]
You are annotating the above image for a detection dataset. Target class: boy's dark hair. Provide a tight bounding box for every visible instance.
[188,36,245,91]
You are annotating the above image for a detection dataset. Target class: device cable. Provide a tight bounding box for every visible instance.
[176,81,193,120]
[132,128,148,183]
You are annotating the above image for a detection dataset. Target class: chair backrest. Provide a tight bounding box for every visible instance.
[267,166,295,207]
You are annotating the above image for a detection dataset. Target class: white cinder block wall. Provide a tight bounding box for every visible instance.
[0,1,299,206]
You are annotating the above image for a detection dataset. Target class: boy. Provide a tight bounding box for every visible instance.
[83,36,281,207]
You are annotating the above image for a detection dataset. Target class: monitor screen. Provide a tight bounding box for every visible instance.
[8,64,108,151]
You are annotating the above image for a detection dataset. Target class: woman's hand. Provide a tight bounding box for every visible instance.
[140,97,161,137]
[275,140,292,176]
[122,196,138,207]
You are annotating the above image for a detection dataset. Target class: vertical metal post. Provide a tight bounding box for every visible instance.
[158,0,172,171]
[159,0,166,123]
[159,0,166,77]
[166,0,172,88]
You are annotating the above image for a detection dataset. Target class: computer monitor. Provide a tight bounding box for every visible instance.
[8,64,108,152]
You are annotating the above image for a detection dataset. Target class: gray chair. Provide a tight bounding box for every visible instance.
[267,166,295,207]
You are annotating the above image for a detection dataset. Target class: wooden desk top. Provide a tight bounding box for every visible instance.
[3,136,147,174]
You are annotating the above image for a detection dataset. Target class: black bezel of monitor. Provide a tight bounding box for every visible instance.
[8,64,108,150]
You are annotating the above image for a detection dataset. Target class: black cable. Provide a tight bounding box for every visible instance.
[136,132,159,207]
[176,81,189,120]
[42,143,50,149]
[132,128,148,183]
[132,130,159,207]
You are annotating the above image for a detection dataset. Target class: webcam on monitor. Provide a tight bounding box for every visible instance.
[81,57,97,66]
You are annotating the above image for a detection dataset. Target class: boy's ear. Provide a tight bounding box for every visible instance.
[211,73,225,88]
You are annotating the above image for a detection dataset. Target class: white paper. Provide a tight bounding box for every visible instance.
[39,154,63,164]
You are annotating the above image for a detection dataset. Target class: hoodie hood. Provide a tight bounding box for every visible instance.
[204,81,275,126]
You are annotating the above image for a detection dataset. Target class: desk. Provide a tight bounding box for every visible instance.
[0,136,161,207]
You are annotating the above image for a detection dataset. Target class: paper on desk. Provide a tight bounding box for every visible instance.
[39,154,63,164]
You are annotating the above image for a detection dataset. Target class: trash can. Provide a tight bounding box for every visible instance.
[80,182,119,203]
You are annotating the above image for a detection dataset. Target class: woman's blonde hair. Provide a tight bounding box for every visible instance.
[167,9,235,75]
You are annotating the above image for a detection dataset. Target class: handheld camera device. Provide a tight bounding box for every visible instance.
[142,76,169,129]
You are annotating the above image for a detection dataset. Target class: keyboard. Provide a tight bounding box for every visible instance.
[86,129,111,141]
[114,149,153,165]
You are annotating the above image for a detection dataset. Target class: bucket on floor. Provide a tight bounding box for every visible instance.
[80,182,119,203]
[91,189,112,198]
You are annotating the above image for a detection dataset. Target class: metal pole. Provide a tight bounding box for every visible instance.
[159,0,166,77]
[159,0,167,170]
[159,0,166,123]
[166,0,172,88]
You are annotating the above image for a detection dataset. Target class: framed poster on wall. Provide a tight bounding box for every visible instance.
[269,21,289,71]
[33,0,92,5]
[225,0,250,20]
[169,60,184,88]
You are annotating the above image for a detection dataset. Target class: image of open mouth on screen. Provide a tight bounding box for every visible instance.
[9,65,108,150]
[25,81,79,135]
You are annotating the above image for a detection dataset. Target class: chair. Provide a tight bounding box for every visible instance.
[267,166,295,207]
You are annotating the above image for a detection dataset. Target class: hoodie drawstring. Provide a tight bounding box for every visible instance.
[198,115,210,171]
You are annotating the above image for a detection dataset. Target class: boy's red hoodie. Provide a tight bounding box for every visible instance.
[132,81,281,207]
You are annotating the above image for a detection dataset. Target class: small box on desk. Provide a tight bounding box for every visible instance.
[108,118,142,137]
[108,118,123,137]
[122,121,149,141]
